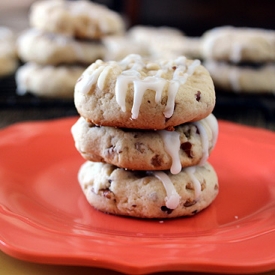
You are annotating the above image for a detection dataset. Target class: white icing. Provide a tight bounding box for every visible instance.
[185,166,201,200]
[97,65,113,90]
[132,77,166,119]
[115,70,141,112]
[159,130,181,174]
[157,114,218,173]
[229,67,241,92]
[75,61,104,94]
[230,43,242,63]
[204,113,219,149]
[193,113,218,165]
[164,80,181,118]
[152,171,181,209]
[194,119,209,165]
[187,59,201,75]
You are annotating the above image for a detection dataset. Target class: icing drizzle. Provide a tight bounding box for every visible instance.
[185,166,201,200]
[159,113,218,172]
[150,165,202,210]
[150,114,218,210]
[159,130,181,174]
[151,171,181,209]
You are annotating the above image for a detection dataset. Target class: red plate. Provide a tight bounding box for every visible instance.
[0,117,275,274]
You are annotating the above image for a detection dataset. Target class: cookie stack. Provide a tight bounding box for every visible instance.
[15,0,125,99]
[201,26,275,94]
[72,54,219,219]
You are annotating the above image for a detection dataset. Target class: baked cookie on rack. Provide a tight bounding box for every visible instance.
[0,26,18,77]
[29,0,125,39]
[204,60,275,93]
[16,62,85,99]
[200,26,275,63]
[17,28,106,65]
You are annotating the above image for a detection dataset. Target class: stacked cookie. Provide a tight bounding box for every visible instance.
[72,54,219,219]
[201,26,275,94]
[16,0,124,99]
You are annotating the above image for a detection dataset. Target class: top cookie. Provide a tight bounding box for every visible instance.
[29,0,125,39]
[74,54,215,130]
[201,26,275,63]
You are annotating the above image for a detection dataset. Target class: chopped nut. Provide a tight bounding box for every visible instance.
[161,205,173,214]
[195,90,201,101]
[151,154,162,167]
[184,199,197,207]
[135,142,146,153]
[181,141,193,158]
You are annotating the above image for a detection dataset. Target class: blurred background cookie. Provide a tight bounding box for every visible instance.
[15,0,126,99]
[204,60,275,93]
[0,26,18,78]
[17,28,106,65]
[200,26,275,63]
[29,0,125,39]
[201,26,275,96]
[16,63,85,99]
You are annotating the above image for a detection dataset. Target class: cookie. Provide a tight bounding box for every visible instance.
[201,26,275,63]
[78,161,219,218]
[204,60,275,93]
[16,62,85,98]
[17,28,106,65]
[128,25,184,46]
[102,35,149,61]
[128,25,201,59]
[71,114,218,173]
[0,26,18,77]
[29,0,125,39]
[74,54,215,130]
[149,35,202,60]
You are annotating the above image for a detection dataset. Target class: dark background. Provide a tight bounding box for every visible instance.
[1,0,274,129]
[93,0,275,36]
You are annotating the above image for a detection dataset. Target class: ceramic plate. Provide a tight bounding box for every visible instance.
[0,117,275,274]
